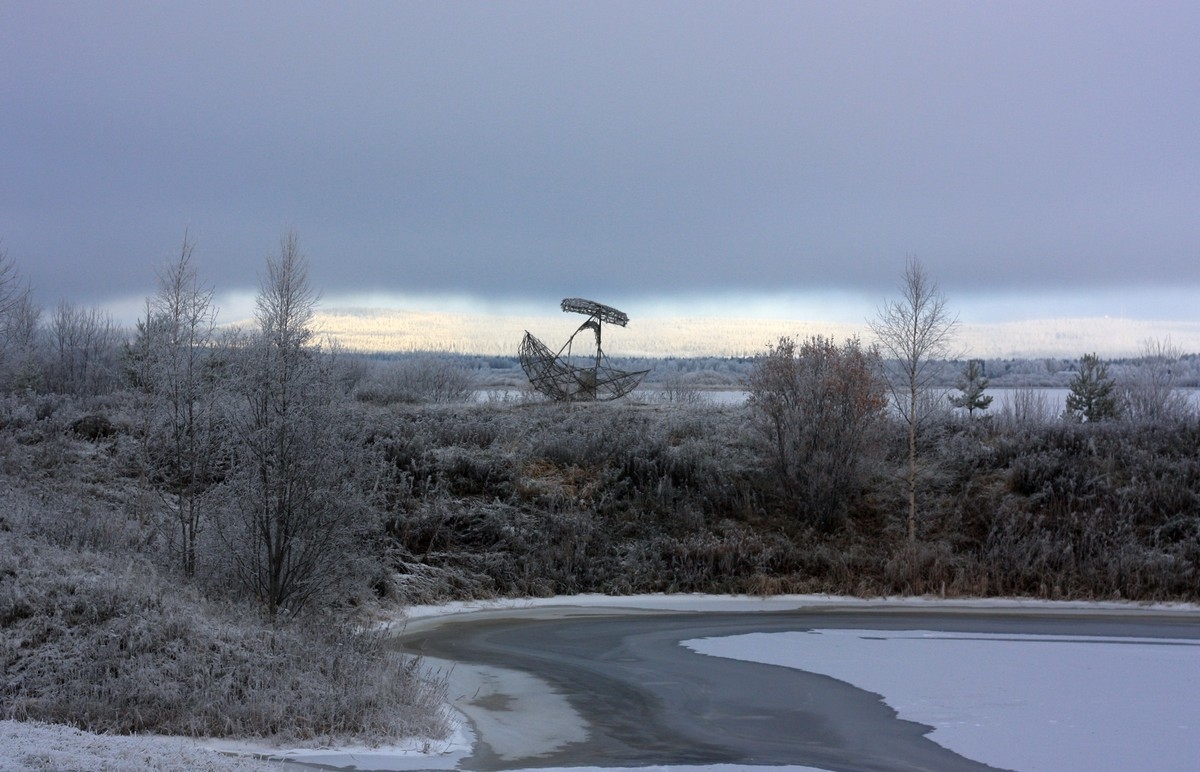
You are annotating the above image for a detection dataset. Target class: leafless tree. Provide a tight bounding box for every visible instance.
[997,387,1053,428]
[868,256,959,543]
[0,248,41,390]
[220,232,368,616]
[325,336,370,396]
[47,300,120,395]
[135,233,223,575]
[1120,337,1191,423]
[0,247,22,320]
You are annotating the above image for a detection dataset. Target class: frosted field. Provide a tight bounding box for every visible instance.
[2,595,1197,772]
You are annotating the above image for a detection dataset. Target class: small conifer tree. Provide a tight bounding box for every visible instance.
[948,359,993,417]
[1065,353,1119,422]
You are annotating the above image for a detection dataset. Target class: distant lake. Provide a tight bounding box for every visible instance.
[476,387,1200,413]
[632,386,1200,414]
[638,388,1082,409]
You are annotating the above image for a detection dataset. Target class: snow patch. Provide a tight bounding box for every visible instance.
[0,720,275,771]
[685,629,1200,772]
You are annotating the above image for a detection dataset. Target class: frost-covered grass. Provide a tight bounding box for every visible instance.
[373,400,1200,604]
[0,394,448,747]
[0,526,448,744]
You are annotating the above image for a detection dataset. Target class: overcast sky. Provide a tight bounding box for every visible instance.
[2,1,1198,325]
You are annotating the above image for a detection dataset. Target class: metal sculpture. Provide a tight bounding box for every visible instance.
[519,298,650,401]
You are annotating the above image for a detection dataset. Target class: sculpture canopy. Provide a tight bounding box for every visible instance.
[519,298,649,401]
[559,297,630,327]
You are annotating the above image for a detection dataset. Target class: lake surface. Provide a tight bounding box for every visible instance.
[477,387,1200,414]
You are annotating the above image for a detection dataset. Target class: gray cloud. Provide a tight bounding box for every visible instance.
[2,1,1198,321]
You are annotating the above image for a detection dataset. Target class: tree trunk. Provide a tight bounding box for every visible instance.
[907,380,918,543]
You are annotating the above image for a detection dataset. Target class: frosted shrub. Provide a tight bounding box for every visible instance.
[647,371,705,404]
[355,355,475,405]
[747,335,887,529]
[1118,338,1193,423]
[0,530,449,743]
[997,386,1053,427]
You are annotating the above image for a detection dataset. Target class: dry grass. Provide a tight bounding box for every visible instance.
[0,528,449,744]
[0,394,449,746]
[372,400,1200,604]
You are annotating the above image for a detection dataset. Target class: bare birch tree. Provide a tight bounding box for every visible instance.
[0,248,41,390]
[0,248,24,323]
[48,300,120,395]
[136,233,223,575]
[222,232,367,615]
[868,256,958,543]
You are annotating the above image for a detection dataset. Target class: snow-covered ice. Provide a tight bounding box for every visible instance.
[685,628,1200,772]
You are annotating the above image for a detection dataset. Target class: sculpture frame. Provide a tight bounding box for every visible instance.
[519,298,650,401]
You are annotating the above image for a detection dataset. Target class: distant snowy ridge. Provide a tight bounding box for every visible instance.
[305,308,1200,359]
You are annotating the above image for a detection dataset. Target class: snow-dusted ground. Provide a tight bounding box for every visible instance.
[0,719,278,771]
[2,595,1197,772]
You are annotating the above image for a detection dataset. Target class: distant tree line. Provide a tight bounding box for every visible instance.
[745,257,1198,570]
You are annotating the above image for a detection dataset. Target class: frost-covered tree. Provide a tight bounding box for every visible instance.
[948,359,993,417]
[1119,337,1190,423]
[133,234,224,576]
[0,248,41,391]
[748,335,887,529]
[869,256,958,542]
[1065,353,1119,423]
[220,232,368,616]
[47,300,120,395]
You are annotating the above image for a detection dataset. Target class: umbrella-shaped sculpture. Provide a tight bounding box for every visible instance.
[519,298,650,401]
